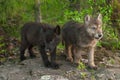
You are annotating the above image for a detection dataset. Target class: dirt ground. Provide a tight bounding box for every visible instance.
[0,48,120,80]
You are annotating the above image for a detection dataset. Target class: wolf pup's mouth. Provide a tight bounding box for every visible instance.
[94,34,103,40]
[95,37,102,40]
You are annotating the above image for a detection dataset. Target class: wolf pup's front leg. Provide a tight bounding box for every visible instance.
[88,46,97,69]
[40,45,51,68]
[50,47,59,69]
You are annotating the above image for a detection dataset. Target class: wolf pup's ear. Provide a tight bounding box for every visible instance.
[97,13,102,24]
[54,25,61,35]
[97,13,102,20]
[84,15,91,25]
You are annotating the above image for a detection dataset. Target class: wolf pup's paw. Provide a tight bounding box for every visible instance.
[73,63,79,67]
[88,65,98,70]
[30,54,36,59]
[44,61,51,68]
[51,63,60,69]
[66,57,73,62]
[20,56,27,61]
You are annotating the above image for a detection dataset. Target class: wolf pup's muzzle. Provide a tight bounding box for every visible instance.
[95,33,103,40]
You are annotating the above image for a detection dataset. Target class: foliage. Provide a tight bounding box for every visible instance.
[111,0,120,27]
[0,0,35,60]
[0,0,120,57]
[102,26,120,50]
[0,36,6,54]
[40,0,69,25]
[78,62,86,70]
[0,0,35,37]
[0,36,7,63]
[80,72,87,79]
[61,0,120,50]
[63,0,112,23]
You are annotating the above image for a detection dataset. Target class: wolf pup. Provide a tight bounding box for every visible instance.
[20,22,60,69]
[62,14,103,69]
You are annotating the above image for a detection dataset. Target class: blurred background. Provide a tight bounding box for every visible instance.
[0,0,120,64]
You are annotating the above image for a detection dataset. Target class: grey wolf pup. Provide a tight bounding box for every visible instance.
[62,14,103,69]
[20,22,61,69]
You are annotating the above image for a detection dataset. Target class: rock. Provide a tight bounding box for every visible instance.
[40,75,68,80]
[95,68,120,80]
[0,57,120,80]
[0,74,7,80]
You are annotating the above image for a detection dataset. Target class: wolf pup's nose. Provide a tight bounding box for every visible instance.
[45,49,50,53]
[98,33,103,39]
[98,34,102,38]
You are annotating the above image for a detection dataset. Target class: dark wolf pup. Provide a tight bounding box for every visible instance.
[62,14,103,69]
[20,22,61,69]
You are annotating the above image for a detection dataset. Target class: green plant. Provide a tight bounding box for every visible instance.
[88,69,96,80]
[108,58,115,64]
[0,36,7,63]
[40,0,69,25]
[91,75,96,80]
[78,62,86,70]
[62,0,120,50]
[0,0,35,37]
[80,72,87,79]
[0,36,6,54]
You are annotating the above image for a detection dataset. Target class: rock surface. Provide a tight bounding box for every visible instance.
[0,57,120,80]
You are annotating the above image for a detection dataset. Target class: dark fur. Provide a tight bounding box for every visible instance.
[20,22,60,69]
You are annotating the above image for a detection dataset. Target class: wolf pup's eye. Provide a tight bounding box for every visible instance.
[92,26,96,30]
